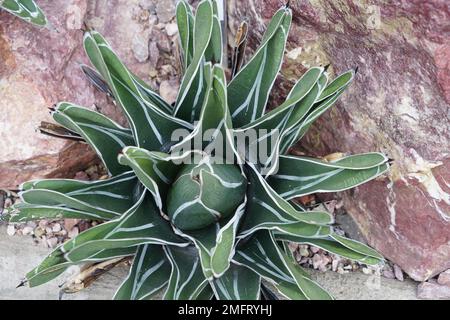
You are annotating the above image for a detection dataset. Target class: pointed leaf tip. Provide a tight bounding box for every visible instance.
[16,279,27,288]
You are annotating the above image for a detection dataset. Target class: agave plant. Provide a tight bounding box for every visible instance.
[6,0,389,300]
[0,0,47,26]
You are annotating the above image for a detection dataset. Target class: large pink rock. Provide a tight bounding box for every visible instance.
[0,0,99,188]
[0,0,179,188]
[229,0,450,281]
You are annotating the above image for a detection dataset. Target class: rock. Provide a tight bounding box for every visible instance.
[52,223,62,233]
[165,23,178,37]
[148,41,160,68]
[299,245,310,257]
[383,269,395,280]
[312,253,330,272]
[159,79,179,105]
[0,0,181,188]
[155,0,176,23]
[417,281,450,300]
[34,227,45,238]
[362,267,373,275]
[0,1,99,188]
[437,270,450,287]
[6,225,15,236]
[229,0,450,282]
[21,226,34,236]
[382,264,395,279]
[394,265,404,282]
[132,30,150,63]
[68,226,79,239]
[310,246,320,254]
[74,171,89,181]
[46,237,58,249]
[64,219,79,232]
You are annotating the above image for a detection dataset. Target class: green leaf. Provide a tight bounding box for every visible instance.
[233,231,295,284]
[131,73,173,115]
[172,64,235,160]
[233,67,324,171]
[26,245,136,288]
[173,197,247,279]
[228,7,292,127]
[317,69,354,103]
[275,281,307,300]
[19,172,139,219]
[21,192,183,286]
[9,203,115,223]
[269,153,389,199]
[164,246,209,300]
[331,234,384,260]
[174,0,214,122]
[234,230,331,300]
[209,196,246,277]
[1,0,47,26]
[275,222,332,238]
[238,165,333,238]
[204,0,223,64]
[275,233,383,265]
[118,148,180,210]
[83,31,192,151]
[176,0,194,70]
[114,244,170,300]
[211,263,261,300]
[52,102,134,175]
[278,247,333,300]
[281,70,355,150]
[62,192,189,263]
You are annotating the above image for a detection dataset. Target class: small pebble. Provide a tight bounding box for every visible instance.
[437,269,450,287]
[34,227,45,238]
[362,267,372,275]
[310,246,320,254]
[6,225,16,236]
[337,266,347,274]
[165,23,178,36]
[4,198,13,208]
[331,258,340,272]
[68,227,79,239]
[343,265,353,270]
[382,269,395,279]
[46,237,58,248]
[22,226,34,235]
[299,245,310,257]
[52,223,62,233]
[26,222,37,229]
[393,264,404,281]
[38,220,48,228]
[74,171,90,181]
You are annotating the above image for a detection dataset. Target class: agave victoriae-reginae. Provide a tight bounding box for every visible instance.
[6,0,389,300]
[0,0,47,26]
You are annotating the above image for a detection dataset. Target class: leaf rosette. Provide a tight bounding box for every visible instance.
[6,0,389,300]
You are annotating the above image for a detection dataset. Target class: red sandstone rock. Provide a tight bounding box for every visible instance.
[417,281,450,300]
[437,269,450,287]
[0,0,179,188]
[229,0,450,281]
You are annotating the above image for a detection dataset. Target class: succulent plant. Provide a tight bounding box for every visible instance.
[7,0,389,300]
[0,0,47,26]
